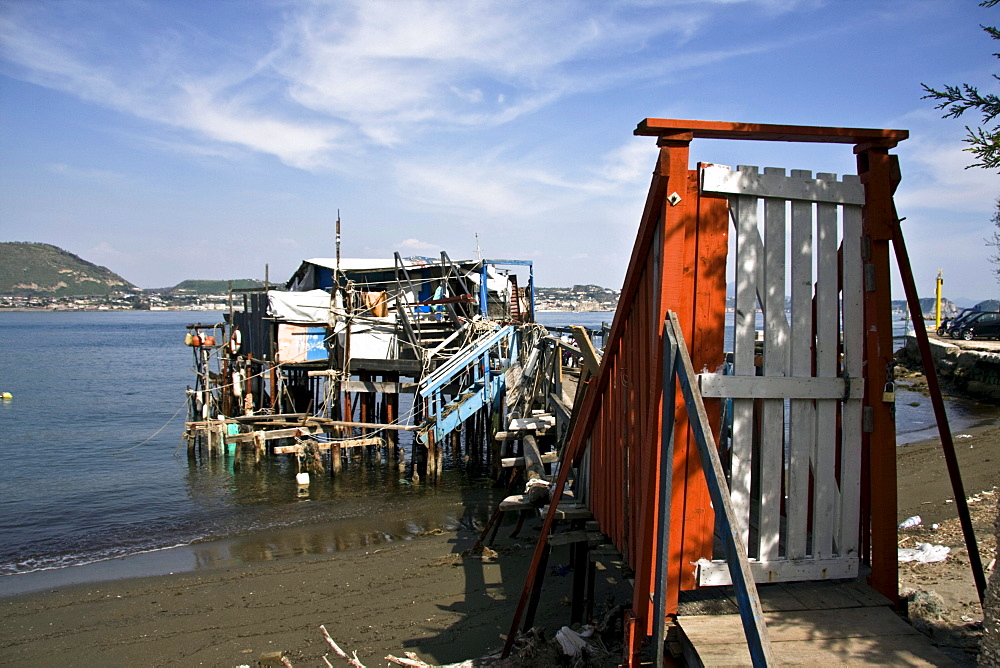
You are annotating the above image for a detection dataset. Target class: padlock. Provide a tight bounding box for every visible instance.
[882,381,895,403]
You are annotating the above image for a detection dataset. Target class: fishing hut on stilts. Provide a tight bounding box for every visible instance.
[502,118,988,666]
[182,252,574,484]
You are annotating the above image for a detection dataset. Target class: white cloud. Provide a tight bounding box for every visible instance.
[396,238,439,252]
[896,138,998,215]
[1,0,810,169]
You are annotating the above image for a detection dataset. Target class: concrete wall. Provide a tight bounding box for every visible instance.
[902,335,1000,402]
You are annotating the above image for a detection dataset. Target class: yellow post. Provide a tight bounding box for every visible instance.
[935,269,943,330]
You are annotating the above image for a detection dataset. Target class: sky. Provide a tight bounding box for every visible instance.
[0,0,997,302]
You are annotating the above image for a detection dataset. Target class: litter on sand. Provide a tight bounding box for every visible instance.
[898,542,950,563]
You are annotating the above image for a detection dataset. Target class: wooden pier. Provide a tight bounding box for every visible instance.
[181,255,611,487]
[673,581,956,666]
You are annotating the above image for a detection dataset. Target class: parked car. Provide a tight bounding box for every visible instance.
[952,311,1000,340]
[943,308,982,337]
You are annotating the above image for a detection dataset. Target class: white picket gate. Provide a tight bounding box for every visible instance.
[694,163,866,585]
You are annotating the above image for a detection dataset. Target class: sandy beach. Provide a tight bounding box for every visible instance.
[2,423,998,667]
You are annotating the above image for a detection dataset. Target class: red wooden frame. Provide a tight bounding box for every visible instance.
[504,118,908,666]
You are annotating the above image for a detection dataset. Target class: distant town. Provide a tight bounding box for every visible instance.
[3,285,980,321]
[0,283,624,312]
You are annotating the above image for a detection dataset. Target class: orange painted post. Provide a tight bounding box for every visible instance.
[856,145,900,606]
[628,133,702,662]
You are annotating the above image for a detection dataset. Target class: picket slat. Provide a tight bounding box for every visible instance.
[787,168,814,562]
[759,166,787,562]
[839,178,864,557]
[731,166,759,548]
[701,165,863,584]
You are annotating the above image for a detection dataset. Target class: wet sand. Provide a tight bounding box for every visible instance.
[0,525,598,667]
[2,423,999,667]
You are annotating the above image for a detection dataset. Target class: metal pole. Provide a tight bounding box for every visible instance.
[935,269,943,331]
[892,224,987,604]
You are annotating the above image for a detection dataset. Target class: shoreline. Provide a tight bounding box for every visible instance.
[1,425,997,665]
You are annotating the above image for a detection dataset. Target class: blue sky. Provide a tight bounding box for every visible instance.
[1,1,997,301]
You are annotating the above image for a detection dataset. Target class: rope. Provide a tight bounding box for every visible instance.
[110,398,189,456]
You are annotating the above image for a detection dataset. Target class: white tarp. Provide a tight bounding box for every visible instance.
[268,290,331,324]
[335,319,397,359]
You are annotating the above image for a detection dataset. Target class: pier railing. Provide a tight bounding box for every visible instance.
[416,325,518,453]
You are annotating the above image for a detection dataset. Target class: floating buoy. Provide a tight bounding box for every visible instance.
[184,332,193,346]
[229,329,242,355]
[1,392,11,400]
[296,472,310,486]
[203,335,216,347]
[191,334,202,347]
[232,370,245,397]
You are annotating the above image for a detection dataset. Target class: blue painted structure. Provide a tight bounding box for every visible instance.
[416,325,519,446]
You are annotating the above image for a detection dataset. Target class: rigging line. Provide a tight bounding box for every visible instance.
[110,399,189,456]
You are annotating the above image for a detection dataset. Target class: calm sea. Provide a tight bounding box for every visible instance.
[0,310,991,596]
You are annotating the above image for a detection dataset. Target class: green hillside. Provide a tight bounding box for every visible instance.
[0,242,135,296]
[169,279,265,294]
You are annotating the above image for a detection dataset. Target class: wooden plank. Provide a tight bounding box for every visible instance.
[522,434,547,505]
[349,358,423,373]
[306,418,419,431]
[839,186,864,559]
[698,374,863,399]
[687,579,890,612]
[701,163,866,205]
[501,452,559,468]
[759,166,787,564]
[499,494,535,511]
[494,429,534,441]
[812,173,840,559]
[837,580,894,607]
[679,605,955,666]
[688,636,951,667]
[635,118,908,146]
[509,415,555,430]
[304,378,417,394]
[226,426,321,443]
[570,325,602,376]
[779,580,872,611]
[272,436,384,454]
[695,557,859,586]
[787,168,815,561]
[542,503,594,521]
[731,166,759,547]
[682,607,918,644]
[547,530,604,546]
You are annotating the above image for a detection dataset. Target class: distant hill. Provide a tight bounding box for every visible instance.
[166,279,265,295]
[0,242,135,296]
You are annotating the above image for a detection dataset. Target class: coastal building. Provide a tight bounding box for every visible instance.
[183,253,562,482]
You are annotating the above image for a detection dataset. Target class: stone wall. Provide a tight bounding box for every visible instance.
[901,336,1000,402]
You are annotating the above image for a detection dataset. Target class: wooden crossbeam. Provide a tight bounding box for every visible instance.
[570,325,602,376]
[698,374,864,400]
[501,452,559,468]
[635,118,908,147]
[272,437,384,454]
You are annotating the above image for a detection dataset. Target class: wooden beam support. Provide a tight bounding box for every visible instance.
[635,118,908,147]
[570,325,602,376]
[272,436,384,454]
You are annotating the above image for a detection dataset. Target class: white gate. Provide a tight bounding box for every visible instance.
[694,163,865,585]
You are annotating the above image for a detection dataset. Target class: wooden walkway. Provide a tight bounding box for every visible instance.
[672,581,956,666]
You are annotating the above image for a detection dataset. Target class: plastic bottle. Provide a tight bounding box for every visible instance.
[898,515,922,529]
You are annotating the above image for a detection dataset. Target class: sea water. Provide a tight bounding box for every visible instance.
[0,310,992,596]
